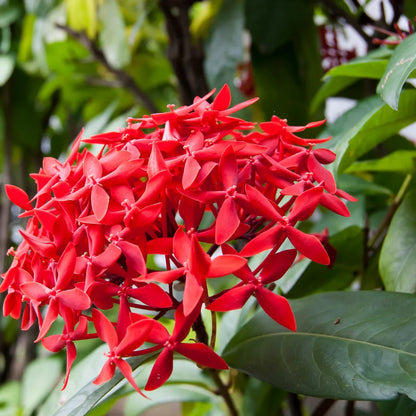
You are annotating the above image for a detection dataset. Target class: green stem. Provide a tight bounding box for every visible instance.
[192,314,239,416]
[368,173,412,250]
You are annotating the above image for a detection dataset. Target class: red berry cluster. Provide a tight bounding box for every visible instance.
[1,85,354,395]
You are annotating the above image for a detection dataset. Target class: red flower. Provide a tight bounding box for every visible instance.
[92,309,154,397]
[208,248,297,330]
[1,84,353,393]
[145,304,228,391]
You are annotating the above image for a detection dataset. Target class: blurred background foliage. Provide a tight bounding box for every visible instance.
[1,0,416,415]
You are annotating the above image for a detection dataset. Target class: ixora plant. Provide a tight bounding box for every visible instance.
[1,84,353,409]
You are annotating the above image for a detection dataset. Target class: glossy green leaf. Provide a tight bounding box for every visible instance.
[346,150,416,173]
[223,291,416,400]
[326,59,388,80]
[311,47,392,113]
[380,190,416,293]
[21,357,62,416]
[377,33,416,110]
[324,89,416,173]
[0,54,14,85]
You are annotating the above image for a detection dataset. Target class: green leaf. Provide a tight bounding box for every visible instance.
[405,0,416,18]
[204,0,244,104]
[38,343,154,416]
[287,226,363,298]
[131,53,172,90]
[246,0,312,53]
[313,197,366,235]
[51,353,154,416]
[380,190,416,293]
[0,54,14,85]
[223,291,416,401]
[378,394,416,416]
[242,378,286,416]
[346,150,416,173]
[324,89,416,173]
[98,0,130,69]
[0,381,20,416]
[91,359,217,416]
[377,33,416,110]
[0,4,21,28]
[125,384,219,416]
[325,59,389,80]
[250,16,322,123]
[65,0,97,38]
[337,174,392,196]
[311,48,393,113]
[311,75,357,115]
[83,101,118,138]
[21,357,62,416]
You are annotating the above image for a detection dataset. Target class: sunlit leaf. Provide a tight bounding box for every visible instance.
[377,33,416,110]
[346,150,416,173]
[323,90,416,173]
[0,54,14,85]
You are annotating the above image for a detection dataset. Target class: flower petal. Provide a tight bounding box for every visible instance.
[56,288,91,310]
[116,319,154,355]
[145,348,174,391]
[260,249,297,284]
[175,343,229,370]
[207,284,254,311]
[215,198,240,245]
[92,309,118,349]
[289,186,323,223]
[255,287,296,331]
[208,255,247,278]
[5,184,32,210]
[91,185,110,222]
[286,226,329,265]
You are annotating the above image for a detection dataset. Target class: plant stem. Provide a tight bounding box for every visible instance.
[287,392,302,416]
[210,310,217,349]
[55,24,158,113]
[368,173,412,250]
[345,400,355,416]
[208,369,239,416]
[312,398,336,416]
[192,313,239,416]
[158,0,209,105]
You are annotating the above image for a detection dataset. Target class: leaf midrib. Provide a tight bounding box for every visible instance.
[226,330,416,358]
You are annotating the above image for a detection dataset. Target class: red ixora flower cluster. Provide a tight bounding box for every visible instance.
[1,85,354,396]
